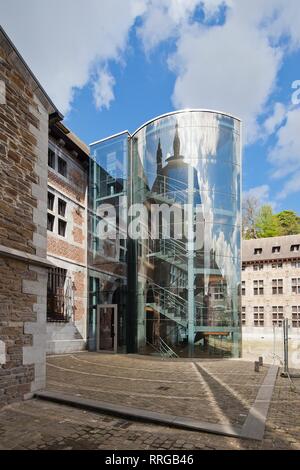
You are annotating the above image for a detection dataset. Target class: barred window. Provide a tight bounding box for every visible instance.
[47,268,73,322]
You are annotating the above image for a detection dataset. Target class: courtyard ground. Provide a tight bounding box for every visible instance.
[0,353,300,450]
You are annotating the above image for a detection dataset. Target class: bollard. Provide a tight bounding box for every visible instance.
[254,361,260,372]
[259,356,263,366]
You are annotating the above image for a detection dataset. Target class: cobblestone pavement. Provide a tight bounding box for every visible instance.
[46,353,269,426]
[0,354,299,450]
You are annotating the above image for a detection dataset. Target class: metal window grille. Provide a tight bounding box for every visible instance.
[47,268,73,322]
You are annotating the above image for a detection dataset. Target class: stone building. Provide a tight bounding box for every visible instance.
[242,235,300,366]
[46,121,89,353]
[0,26,60,405]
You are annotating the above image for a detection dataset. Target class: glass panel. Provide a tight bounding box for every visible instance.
[131,110,241,358]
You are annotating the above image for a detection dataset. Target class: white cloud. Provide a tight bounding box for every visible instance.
[263,102,286,135]
[137,0,200,52]
[0,0,146,114]
[93,69,115,110]
[243,185,270,203]
[1,0,299,156]
[139,0,300,144]
[243,184,277,209]
[268,106,300,199]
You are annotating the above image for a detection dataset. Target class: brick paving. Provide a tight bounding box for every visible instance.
[46,353,269,426]
[0,354,300,450]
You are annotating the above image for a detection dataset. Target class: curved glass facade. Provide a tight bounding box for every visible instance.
[89,110,241,358]
[129,110,241,357]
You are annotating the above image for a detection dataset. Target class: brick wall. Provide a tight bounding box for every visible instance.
[46,136,88,353]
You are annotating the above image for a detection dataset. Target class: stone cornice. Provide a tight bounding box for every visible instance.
[0,244,54,268]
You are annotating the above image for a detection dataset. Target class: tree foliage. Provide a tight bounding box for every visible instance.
[242,201,300,239]
[275,210,300,236]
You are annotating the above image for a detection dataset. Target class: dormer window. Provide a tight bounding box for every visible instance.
[291,244,300,252]
[272,246,280,253]
[254,248,262,255]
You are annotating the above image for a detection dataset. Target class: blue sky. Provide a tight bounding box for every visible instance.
[1,0,300,213]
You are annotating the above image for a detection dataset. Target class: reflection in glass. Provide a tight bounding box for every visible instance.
[89,111,241,358]
[130,111,241,358]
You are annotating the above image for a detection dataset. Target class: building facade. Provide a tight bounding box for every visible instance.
[0,26,59,406]
[89,110,242,358]
[46,122,89,353]
[242,235,300,366]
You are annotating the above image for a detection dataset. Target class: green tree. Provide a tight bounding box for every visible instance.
[256,205,280,238]
[275,210,300,235]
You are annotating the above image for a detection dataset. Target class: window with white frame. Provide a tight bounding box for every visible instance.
[241,306,246,325]
[242,281,246,296]
[253,306,264,326]
[291,244,300,252]
[272,262,283,269]
[272,279,283,294]
[58,156,67,177]
[253,264,263,271]
[48,148,55,169]
[292,278,300,294]
[291,261,300,268]
[47,191,67,238]
[253,280,264,295]
[272,306,283,326]
[292,306,300,327]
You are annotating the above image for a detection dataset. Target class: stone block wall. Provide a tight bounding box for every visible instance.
[0,38,50,406]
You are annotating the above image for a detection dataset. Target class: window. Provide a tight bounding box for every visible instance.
[58,219,67,237]
[272,306,283,326]
[48,192,55,211]
[212,285,225,300]
[292,306,300,327]
[47,213,54,232]
[242,281,246,296]
[241,306,246,325]
[58,157,67,177]
[253,264,263,271]
[272,262,283,269]
[253,280,264,295]
[292,278,300,294]
[47,268,73,322]
[272,246,280,253]
[291,244,300,252]
[292,261,300,268]
[254,306,264,326]
[58,198,66,217]
[48,148,55,169]
[242,265,245,271]
[254,248,262,255]
[272,279,283,294]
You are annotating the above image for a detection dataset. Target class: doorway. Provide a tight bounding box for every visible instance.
[97,304,118,353]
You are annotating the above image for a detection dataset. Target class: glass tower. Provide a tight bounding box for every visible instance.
[89,110,242,358]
